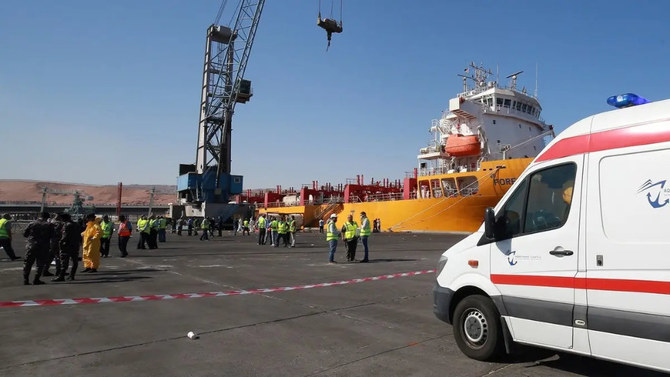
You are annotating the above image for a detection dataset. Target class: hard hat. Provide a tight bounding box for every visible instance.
[330,214,337,218]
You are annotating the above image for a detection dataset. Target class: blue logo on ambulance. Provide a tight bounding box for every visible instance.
[638,179,670,209]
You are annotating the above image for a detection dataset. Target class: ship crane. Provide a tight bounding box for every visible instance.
[176,0,345,219]
[176,0,265,218]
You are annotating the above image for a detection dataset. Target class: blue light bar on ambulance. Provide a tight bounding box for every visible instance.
[606,93,649,109]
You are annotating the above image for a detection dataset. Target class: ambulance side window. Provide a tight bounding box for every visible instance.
[496,163,576,239]
[499,178,529,238]
[523,163,576,233]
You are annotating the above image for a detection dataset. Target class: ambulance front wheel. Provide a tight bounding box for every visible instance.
[453,295,505,361]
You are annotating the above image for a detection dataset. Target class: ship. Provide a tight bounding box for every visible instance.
[248,63,554,233]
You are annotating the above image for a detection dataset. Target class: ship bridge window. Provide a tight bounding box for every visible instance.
[516,102,522,111]
[457,176,479,196]
[522,103,528,113]
[486,97,493,106]
[503,99,511,108]
[441,178,458,197]
[431,179,442,198]
[496,98,503,106]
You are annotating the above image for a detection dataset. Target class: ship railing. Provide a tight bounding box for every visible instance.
[265,202,297,208]
[364,192,404,202]
[418,166,453,177]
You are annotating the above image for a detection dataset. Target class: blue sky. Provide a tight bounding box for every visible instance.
[1,1,668,189]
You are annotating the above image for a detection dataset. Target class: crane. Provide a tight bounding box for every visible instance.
[174,1,343,219]
[176,0,266,218]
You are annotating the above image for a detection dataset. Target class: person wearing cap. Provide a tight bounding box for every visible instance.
[326,214,340,264]
[359,212,371,263]
[53,213,80,281]
[22,212,53,285]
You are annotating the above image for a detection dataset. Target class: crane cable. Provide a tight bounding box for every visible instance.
[318,0,342,24]
[213,0,228,25]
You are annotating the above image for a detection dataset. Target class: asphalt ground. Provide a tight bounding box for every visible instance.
[0,230,665,377]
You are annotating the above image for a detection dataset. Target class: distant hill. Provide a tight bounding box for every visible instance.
[0,180,176,206]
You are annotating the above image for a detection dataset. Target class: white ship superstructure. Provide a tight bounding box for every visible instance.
[418,63,553,176]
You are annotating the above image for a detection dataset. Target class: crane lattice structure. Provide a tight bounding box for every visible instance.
[192,0,265,201]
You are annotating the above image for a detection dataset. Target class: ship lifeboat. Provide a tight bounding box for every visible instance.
[445,135,481,156]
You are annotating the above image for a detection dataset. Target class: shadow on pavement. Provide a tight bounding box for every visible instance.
[505,347,666,376]
[65,275,153,284]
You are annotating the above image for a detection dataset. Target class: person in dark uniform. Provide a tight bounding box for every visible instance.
[44,213,64,277]
[53,213,81,281]
[22,212,53,285]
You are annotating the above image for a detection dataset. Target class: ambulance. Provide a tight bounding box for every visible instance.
[433,94,670,372]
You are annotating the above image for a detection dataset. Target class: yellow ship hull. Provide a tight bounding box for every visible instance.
[258,158,531,233]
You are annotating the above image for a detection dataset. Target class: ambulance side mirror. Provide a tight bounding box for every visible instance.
[484,207,497,240]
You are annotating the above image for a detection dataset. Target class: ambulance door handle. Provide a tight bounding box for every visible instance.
[549,247,573,257]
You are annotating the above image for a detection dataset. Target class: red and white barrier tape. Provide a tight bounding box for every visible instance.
[0,269,436,308]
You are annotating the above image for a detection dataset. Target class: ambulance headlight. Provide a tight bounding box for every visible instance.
[606,93,649,108]
[436,255,448,277]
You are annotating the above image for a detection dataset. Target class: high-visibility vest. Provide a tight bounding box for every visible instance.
[101,221,113,238]
[119,221,132,236]
[149,219,158,230]
[201,219,210,229]
[0,218,9,238]
[270,220,278,231]
[289,220,296,232]
[258,217,266,227]
[344,221,358,239]
[243,220,249,227]
[277,221,288,234]
[359,217,371,236]
[326,220,339,241]
[159,218,167,229]
[138,219,150,234]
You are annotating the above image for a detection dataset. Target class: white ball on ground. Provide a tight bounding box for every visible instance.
[187,331,199,339]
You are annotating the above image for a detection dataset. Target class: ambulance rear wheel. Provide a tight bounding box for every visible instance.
[453,295,504,361]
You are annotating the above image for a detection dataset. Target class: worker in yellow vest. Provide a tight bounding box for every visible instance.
[99,215,113,258]
[0,214,20,260]
[158,215,167,242]
[288,216,297,248]
[326,213,340,264]
[243,218,250,236]
[148,215,158,249]
[341,214,359,262]
[257,214,267,245]
[200,218,210,241]
[277,216,289,247]
[270,217,279,246]
[137,215,149,249]
[359,211,371,263]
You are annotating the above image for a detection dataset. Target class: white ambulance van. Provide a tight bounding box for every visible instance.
[433,94,670,372]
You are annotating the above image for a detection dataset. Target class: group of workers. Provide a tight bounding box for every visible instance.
[255,214,298,247]
[135,214,169,249]
[0,212,134,285]
[325,211,371,264]
[1,210,376,285]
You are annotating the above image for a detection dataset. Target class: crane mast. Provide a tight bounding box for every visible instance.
[177,0,265,218]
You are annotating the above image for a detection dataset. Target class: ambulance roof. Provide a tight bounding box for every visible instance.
[535,98,670,163]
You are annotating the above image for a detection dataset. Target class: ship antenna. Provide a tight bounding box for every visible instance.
[535,62,539,98]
